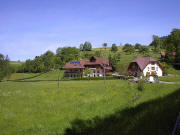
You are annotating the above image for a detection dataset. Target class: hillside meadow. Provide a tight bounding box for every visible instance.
[0,73,180,135]
[1,47,179,134]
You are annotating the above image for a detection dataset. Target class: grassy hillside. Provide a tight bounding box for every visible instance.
[80,46,160,68]
[4,70,65,81]
[10,61,23,65]
[9,61,23,72]
[0,79,180,135]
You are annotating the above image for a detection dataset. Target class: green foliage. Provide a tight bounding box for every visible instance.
[158,76,180,82]
[138,79,145,91]
[43,51,55,71]
[111,43,118,52]
[84,68,92,76]
[83,52,94,59]
[80,41,92,51]
[108,53,121,70]
[170,29,180,64]
[103,43,107,49]
[18,51,56,73]
[150,28,180,65]
[135,43,141,50]
[151,35,163,48]
[139,46,149,55]
[56,47,79,66]
[0,54,13,81]
[0,76,180,135]
[94,51,101,57]
[122,44,135,54]
[115,63,127,75]
[79,43,84,51]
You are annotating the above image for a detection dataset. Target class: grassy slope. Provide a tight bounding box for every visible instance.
[10,61,23,65]
[2,47,179,134]
[9,46,179,74]
[0,79,180,135]
[159,76,180,82]
[168,68,180,75]
[81,46,160,68]
[4,70,65,81]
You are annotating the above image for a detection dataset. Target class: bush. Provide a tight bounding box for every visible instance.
[115,64,128,75]
[0,54,13,81]
[62,76,118,81]
[111,44,118,52]
[138,79,145,91]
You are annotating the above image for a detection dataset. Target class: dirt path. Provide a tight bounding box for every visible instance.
[159,81,180,84]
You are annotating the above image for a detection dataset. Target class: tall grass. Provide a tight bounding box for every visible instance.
[0,79,180,135]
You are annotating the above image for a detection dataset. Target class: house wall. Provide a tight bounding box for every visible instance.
[64,69,83,78]
[83,68,104,77]
[128,62,141,76]
[143,63,163,76]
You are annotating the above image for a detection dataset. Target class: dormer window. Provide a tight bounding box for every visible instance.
[151,67,155,70]
[90,57,96,62]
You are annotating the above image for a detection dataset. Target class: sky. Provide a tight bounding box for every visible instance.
[0,0,180,61]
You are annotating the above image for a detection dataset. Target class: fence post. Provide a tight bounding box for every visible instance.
[172,112,180,135]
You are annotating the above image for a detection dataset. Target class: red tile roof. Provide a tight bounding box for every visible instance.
[63,56,112,70]
[63,61,85,69]
[161,52,176,56]
[161,52,166,57]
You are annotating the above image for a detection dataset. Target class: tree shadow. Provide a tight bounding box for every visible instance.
[8,73,44,81]
[63,89,180,135]
[10,76,119,82]
[12,79,58,82]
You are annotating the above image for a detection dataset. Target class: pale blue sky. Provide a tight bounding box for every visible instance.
[0,0,180,61]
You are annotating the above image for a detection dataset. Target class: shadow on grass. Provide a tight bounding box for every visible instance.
[8,73,45,81]
[10,77,119,82]
[12,79,58,82]
[63,89,180,135]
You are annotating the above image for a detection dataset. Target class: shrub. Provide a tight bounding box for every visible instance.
[138,79,145,91]
[115,64,127,75]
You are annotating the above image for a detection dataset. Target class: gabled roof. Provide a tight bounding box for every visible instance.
[85,56,109,66]
[131,57,157,70]
[63,56,111,70]
[63,60,85,69]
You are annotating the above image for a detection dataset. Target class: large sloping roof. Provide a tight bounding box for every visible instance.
[63,56,111,70]
[84,56,109,66]
[132,57,157,70]
[63,61,85,69]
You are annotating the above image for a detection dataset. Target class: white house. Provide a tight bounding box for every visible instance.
[128,57,163,77]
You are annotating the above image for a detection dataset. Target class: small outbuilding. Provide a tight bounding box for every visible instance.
[128,57,163,77]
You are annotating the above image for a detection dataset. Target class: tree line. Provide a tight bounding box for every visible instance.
[149,28,180,67]
[0,54,14,81]
[1,28,179,79]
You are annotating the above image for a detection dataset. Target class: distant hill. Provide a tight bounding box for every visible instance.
[80,46,160,68]
[10,61,24,65]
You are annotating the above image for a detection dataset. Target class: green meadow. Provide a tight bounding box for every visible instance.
[1,49,180,135]
[0,72,180,135]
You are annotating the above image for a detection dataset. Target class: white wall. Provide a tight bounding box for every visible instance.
[143,63,163,76]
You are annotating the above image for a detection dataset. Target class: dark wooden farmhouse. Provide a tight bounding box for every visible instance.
[128,57,163,77]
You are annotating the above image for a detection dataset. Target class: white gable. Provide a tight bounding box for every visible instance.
[143,63,163,76]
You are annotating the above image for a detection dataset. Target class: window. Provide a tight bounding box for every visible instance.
[156,67,158,71]
[151,67,155,70]
[151,62,155,65]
